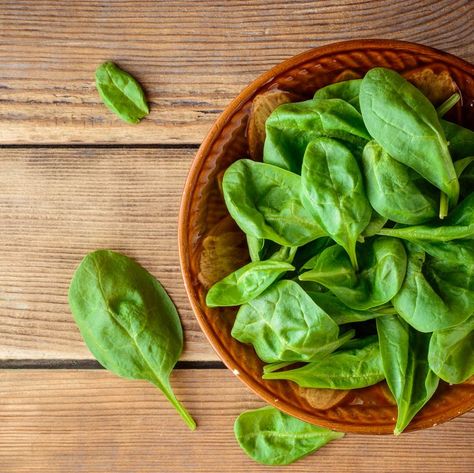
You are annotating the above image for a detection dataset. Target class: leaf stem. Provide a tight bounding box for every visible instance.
[436,93,460,118]
[439,192,449,219]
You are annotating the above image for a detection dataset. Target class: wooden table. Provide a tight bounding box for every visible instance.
[0,1,473,471]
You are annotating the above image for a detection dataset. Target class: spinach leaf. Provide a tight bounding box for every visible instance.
[301,138,371,268]
[454,156,474,177]
[412,239,474,266]
[223,159,325,246]
[360,68,459,208]
[246,234,265,262]
[234,406,344,466]
[362,141,438,224]
[95,62,149,123]
[206,260,294,307]
[441,119,474,160]
[428,314,474,384]
[263,337,384,389]
[264,98,370,172]
[68,250,196,430]
[299,237,407,310]
[376,315,439,434]
[313,79,362,110]
[361,210,388,238]
[269,245,298,263]
[392,242,474,332]
[293,237,334,270]
[378,192,474,242]
[232,280,353,363]
[436,92,460,118]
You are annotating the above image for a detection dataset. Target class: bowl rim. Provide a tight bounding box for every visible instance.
[178,39,474,434]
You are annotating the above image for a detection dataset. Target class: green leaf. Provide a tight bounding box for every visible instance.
[436,93,460,118]
[299,237,407,310]
[246,234,266,262]
[68,250,195,430]
[206,260,294,307]
[360,68,459,208]
[454,156,474,178]
[234,406,344,466]
[263,98,370,172]
[428,314,474,384]
[362,141,438,224]
[313,79,362,110]
[95,62,149,123]
[301,138,371,268]
[263,337,384,389]
[361,210,388,238]
[223,159,325,246]
[231,280,351,363]
[377,315,439,434]
[441,119,474,160]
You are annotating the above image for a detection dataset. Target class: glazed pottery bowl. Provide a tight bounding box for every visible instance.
[179,39,474,433]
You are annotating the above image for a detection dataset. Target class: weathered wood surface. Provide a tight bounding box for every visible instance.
[0,370,473,473]
[0,0,472,144]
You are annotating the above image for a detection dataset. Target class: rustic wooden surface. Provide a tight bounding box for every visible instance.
[0,0,473,471]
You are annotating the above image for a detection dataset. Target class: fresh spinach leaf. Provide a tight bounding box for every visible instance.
[360,68,459,208]
[301,137,371,268]
[263,337,384,389]
[264,98,370,172]
[246,234,266,262]
[313,79,362,110]
[68,250,196,430]
[234,406,344,466]
[454,156,474,177]
[392,242,474,332]
[441,119,474,160]
[361,210,388,238]
[362,141,438,224]
[232,280,353,363]
[95,62,149,124]
[377,315,439,434]
[293,237,334,271]
[206,260,294,307]
[223,159,325,246]
[428,314,474,384]
[299,237,407,310]
[436,93,460,118]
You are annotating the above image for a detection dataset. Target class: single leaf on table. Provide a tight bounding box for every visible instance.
[206,260,294,307]
[234,406,344,466]
[362,141,438,225]
[428,314,474,384]
[95,62,149,123]
[232,280,354,363]
[301,138,372,268]
[263,337,385,389]
[68,250,196,430]
[299,237,407,310]
[376,315,439,434]
[313,79,362,110]
[263,98,370,173]
[441,119,474,160]
[223,159,325,246]
[378,192,474,242]
[392,242,474,332]
[360,67,459,208]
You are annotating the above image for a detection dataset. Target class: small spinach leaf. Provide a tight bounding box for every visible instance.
[301,138,371,268]
[206,260,294,307]
[313,79,362,110]
[95,62,149,123]
[441,119,474,160]
[68,250,195,430]
[223,159,325,246]
[234,406,344,466]
[377,315,439,434]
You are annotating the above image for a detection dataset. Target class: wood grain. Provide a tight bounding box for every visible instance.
[0,0,472,144]
[0,369,472,472]
[0,147,220,361]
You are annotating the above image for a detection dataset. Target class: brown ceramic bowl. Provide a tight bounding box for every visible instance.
[179,39,474,434]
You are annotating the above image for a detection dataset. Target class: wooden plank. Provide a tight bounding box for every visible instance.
[0,0,472,144]
[0,369,472,472]
[0,147,221,361]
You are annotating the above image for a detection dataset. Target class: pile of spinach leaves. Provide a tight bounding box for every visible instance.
[208,67,474,438]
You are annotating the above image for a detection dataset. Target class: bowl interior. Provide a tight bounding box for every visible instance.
[180,40,474,433]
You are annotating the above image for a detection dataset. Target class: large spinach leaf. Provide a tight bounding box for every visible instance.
[263,98,370,172]
[362,141,438,224]
[263,337,384,389]
[299,237,407,310]
[377,315,439,434]
[392,242,474,332]
[301,137,371,268]
[68,250,196,430]
[234,406,344,466]
[232,280,353,363]
[428,314,474,384]
[206,260,294,307]
[313,79,362,110]
[95,62,149,123]
[360,68,459,208]
[223,159,325,246]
